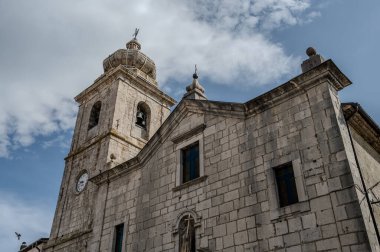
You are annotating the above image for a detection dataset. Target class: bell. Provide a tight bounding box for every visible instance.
[136,111,144,120]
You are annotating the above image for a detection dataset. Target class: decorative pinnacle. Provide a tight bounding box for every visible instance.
[306,47,317,57]
[133,28,139,40]
[126,28,141,50]
[184,64,206,100]
[193,64,198,79]
[301,47,325,73]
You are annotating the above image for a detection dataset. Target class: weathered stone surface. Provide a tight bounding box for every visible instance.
[45,43,379,252]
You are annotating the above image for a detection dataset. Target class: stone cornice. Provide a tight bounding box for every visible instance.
[43,229,92,249]
[74,66,176,106]
[89,156,140,185]
[351,115,380,153]
[187,100,246,118]
[65,129,145,160]
[74,72,113,104]
[120,68,176,106]
[300,59,351,90]
[245,59,351,115]
[342,103,380,153]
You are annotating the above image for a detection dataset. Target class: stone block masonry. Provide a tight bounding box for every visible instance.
[45,42,379,252]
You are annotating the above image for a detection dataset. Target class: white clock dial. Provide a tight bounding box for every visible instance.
[76,172,89,192]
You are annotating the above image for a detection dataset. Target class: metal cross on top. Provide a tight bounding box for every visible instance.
[133,28,139,39]
[193,64,198,79]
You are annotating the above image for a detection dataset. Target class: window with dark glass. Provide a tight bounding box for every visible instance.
[179,215,196,252]
[88,101,101,130]
[181,142,200,183]
[274,162,299,207]
[114,223,124,252]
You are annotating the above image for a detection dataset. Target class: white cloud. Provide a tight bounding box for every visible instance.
[42,134,71,150]
[0,191,53,252]
[0,0,319,157]
[187,0,312,31]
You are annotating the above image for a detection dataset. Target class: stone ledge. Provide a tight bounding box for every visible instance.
[342,102,380,153]
[270,201,311,222]
[245,59,351,115]
[65,129,145,160]
[44,229,92,249]
[75,66,176,106]
[172,175,208,192]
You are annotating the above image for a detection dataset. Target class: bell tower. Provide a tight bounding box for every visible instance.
[46,35,176,249]
[71,36,175,167]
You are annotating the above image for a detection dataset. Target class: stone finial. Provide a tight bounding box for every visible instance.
[126,38,141,50]
[126,28,141,50]
[301,47,325,73]
[183,65,207,100]
[306,47,317,57]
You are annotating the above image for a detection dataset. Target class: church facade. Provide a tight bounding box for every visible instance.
[44,37,380,252]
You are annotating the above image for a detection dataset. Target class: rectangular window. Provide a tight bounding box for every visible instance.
[114,223,124,252]
[181,142,200,183]
[274,162,299,207]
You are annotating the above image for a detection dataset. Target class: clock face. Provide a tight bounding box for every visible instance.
[76,172,89,192]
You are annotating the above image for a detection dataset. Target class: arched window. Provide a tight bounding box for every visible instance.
[178,214,196,252]
[136,102,150,129]
[88,101,101,130]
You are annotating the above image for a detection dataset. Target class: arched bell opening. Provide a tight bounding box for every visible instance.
[88,101,102,130]
[134,102,151,140]
[135,102,150,129]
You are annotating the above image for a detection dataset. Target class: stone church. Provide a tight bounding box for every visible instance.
[42,36,380,252]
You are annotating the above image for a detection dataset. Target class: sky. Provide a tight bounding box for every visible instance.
[1,0,379,251]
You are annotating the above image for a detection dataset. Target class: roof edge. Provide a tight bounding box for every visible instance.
[245,59,351,114]
[342,102,380,153]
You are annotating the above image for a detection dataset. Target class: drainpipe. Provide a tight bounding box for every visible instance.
[344,104,380,245]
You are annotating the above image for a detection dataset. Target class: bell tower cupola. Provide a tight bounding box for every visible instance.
[103,30,157,84]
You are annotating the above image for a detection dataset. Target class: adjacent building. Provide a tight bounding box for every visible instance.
[19,238,48,252]
[44,38,380,251]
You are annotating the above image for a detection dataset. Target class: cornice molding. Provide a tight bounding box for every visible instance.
[44,229,92,249]
[74,66,176,106]
[245,60,351,115]
[65,129,145,160]
[89,157,140,185]
[342,103,380,153]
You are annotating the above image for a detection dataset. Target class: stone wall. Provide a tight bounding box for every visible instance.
[45,60,376,252]
[84,80,371,251]
[330,90,379,251]
[352,128,380,248]
[46,69,173,251]
[48,78,122,243]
